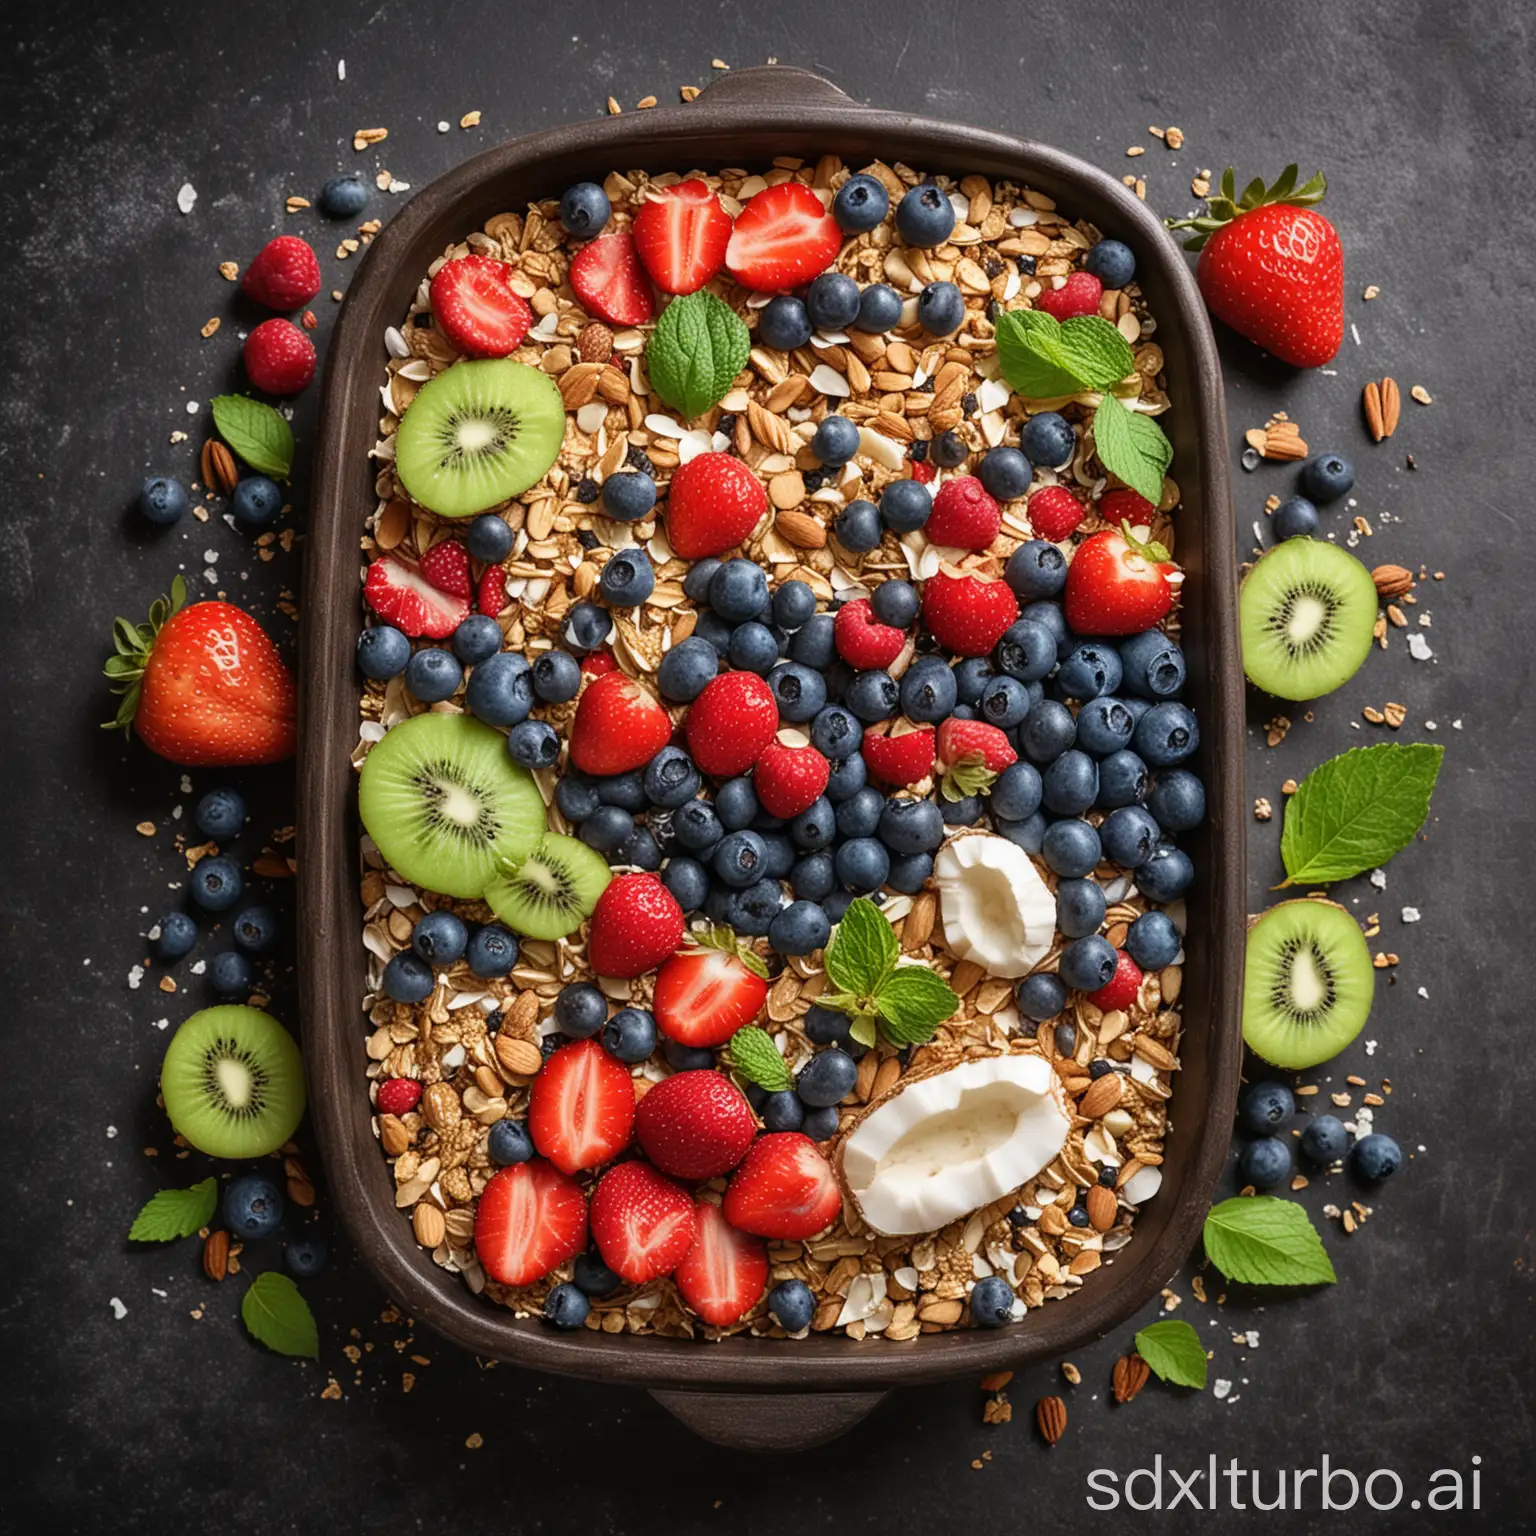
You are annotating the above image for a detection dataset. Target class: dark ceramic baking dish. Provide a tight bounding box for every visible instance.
[299,64,1245,1451]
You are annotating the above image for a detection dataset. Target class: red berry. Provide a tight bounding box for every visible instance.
[725,182,841,292]
[634,1071,757,1179]
[570,231,654,327]
[589,1162,696,1283]
[1097,487,1156,526]
[665,453,768,559]
[722,1132,842,1241]
[752,739,831,819]
[364,553,471,638]
[375,1077,422,1116]
[674,1201,769,1327]
[473,1159,588,1287]
[1087,950,1143,1011]
[921,568,1019,656]
[926,476,1001,551]
[1062,527,1174,636]
[686,671,779,777]
[1026,485,1085,542]
[477,565,508,616]
[527,1038,636,1174]
[653,946,769,1048]
[587,872,685,979]
[581,651,617,678]
[861,727,937,789]
[833,598,906,670]
[1034,271,1104,321]
[429,254,534,357]
[419,539,472,598]
[241,235,321,311]
[632,180,732,295]
[569,671,672,775]
[909,458,936,484]
[936,717,1016,773]
[243,318,316,395]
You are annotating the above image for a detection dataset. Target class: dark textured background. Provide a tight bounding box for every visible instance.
[5,0,1533,1530]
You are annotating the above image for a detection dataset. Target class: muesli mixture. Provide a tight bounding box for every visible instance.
[351,152,1200,1341]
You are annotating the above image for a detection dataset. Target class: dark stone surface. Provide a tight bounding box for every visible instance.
[4,0,1531,1530]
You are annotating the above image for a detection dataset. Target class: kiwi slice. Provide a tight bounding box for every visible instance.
[485,831,612,940]
[161,1006,306,1158]
[396,358,565,518]
[359,714,545,898]
[1243,899,1374,1069]
[1239,538,1377,701]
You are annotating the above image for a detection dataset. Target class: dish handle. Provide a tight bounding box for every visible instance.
[692,64,858,112]
[649,1388,887,1451]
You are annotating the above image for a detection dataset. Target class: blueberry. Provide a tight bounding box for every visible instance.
[403,647,461,704]
[1016,972,1068,1022]
[1133,702,1199,766]
[979,674,1032,729]
[231,475,283,531]
[661,855,710,912]
[223,1175,284,1240]
[451,614,503,667]
[790,796,837,853]
[806,272,862,331]
[941,792,984,826]
[544,1281,591,1331]
[318,172,370,218]
[951,655,995,705]
[811,704,863,761]
[896,182,957,246]
[845,670,898,723]
[649,641,716,708]
[1083,239,1136,288]
[1239,1081,1295,1136]
[461,513,513,565]
[1135,845,1194,902]
[151,911,198,962]
[555,773,602,822]
[382,951,433,1003]
[221,908,276,963]
[671,799,723,854]
[758,295,813,351]
[762,1090,805,1131]
[770,900,832,956]
[1351,1133,1402,1181]
[618,825,663,871]
[357,624,411,679]
[994,810,1047,854]
[883,851,931,897]
[725,878,783,936]
[1019,699,1076,763]
[464,651,532,725]
[916,280,965,336]
[714,829,768,888]
[760,831,796,880]
[822,891,854,922]
[833,172,890,232]
[1004,539,1068,600]
[930,430,969,470]
[561,601,612,653]
[1056,878,1106,940]
[824,751,868,802]
[284,1236,328,1278]
[683,559,723,605]
[1042,819,1101,879]
[1043,751,1099,816]
[465,925,518,978]
[1075,697,1137,758]
[801,1104,841,1141]
[835,837,889,893]
[878,796,945,855]
[791,851,837,902]
[1240,1136,1293,1189]
[715,776,760,829]
[559,181,611,236]
[1118,630,1186,699]
[580,804,634,853]
[1100,805,1162,868]
[1300,452,1355,503]
[863,581,915,633]
[898,655,957,722]
[1125,910,1181,970]
[487,1117,535,1165]
[833,498,883,553]
[835,787,884,839]
[969,1275,1015,1328]
[599,548,655,608]
[991,761,1043,821]
[1089,749,1145,809]
[195,787,247,842]
[1059,934,1117,992]
[767,579,814,631]
[530,649,582,705]
[601,470,656,523]
[989,620,1054,687]
[603,1006,657,1063]
[597,768,647,810]
[1272,495,1320,541]
[768,1278,816,1333]
[976,447,1030,502]
[1058,643,1123,701]
[189,855,243,912]
[798,1047,858,1107]
[879,479,931,534]
[1299,1114,1350,1166]
[724,620,778,675]
[1148,769,1205,832]
[1020,411,1075,467]
[709,558,769,623]
[1019,600,1071,659]
[139,475,187,526]
[209,950,254,996]
[640,745,699,810]
[759,668,823,734]
[855,282,903,333]
[499,720,557,774]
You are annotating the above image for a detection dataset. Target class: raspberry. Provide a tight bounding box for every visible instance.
[1087,950,1144,1011]
[243,318,316,395]
[376,1077,422,1116]
[1034,271,1104,321]
[1026,485,1085,542]
[926,476,1001,551]
[241,235,322,311]
[833,598,906,669]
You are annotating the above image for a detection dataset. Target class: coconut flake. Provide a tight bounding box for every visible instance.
[808,364,850,397]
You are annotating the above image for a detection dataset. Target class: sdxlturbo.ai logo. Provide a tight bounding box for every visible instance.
[1085,1454,1483,1513]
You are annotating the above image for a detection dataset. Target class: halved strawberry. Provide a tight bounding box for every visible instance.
[752,739,830,819]
[527,1038,636,1174]
[363,554,471,638]
[675,1201,769,1327]
[473,1159,588,1286]
[653,943,768,1047]
[570,231,654,326]
[632,180,732,296]
[722,1132,842,1240]
[477,565,507,616]
[420,538,471,598]
[861,727,937,789]
[589,1161,696,1284]
[833,599,906,670]
[634,1070,757,1178]
[725,182,842,292]
[429,255,534,357]
[569,670,673,775]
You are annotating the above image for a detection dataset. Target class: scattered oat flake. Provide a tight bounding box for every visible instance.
[1363,284,1380,300]
[1126,146,1145,157]
[1410,385,1432,405]
[712,58,729,68]
[218,261,239,282]
[285,196,311,213]
[465,1432,484,1449]
[460,110,482,129]
[1213,1378,1232,1400]
[606,96,621,115]
[1406,633,1434,661]
[136,821,157,837]
[1165,127,1185,149]
[636,95,657,110]
[1253,798,1272,821]
[176,183,197,214]
[353,127,388,151]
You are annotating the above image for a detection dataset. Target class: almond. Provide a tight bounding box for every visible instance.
[576,321,613,363]
[1078,1072,1124,1120]
[1381,376,1402,434]
[1085,1183,1118,1232]
[412,1202,446,1250]
[1372,563,1413,598]
[202,1229,230,1282]
[494,1034,544,1079]
[201,439,238,497]
[1035,1394,1068,1446]
[774,509,827,549]
[1132,1035,1178,1071]
[1113,1353,1151,1404]
[378,1112,411,1157]
[421,1081,462,1131]
[1363,380,1385,442]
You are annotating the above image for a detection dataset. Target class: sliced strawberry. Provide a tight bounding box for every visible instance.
[725,182,842,292]
[722,1132,842,1240]
[634,1070,757,1179]
[527,1038,636,1174]
[1063,526,1175,636]
[570,231,654,327]
[833,599,906,670]
[1087,949,1143,1010]
[363,554,471,639]
[861,727,937,789]
[429,255,534,357]
[927,477,1001,551]
[632,180,732,296]
[1026,485,1085,542]
[675,1201,769,1327]
[921,568,1019,657]
[420,539,471,598]
[587,872,686,979]
[653,946,768,1048]
[473,1159,588,1286]
[589,1161,696,1284]
[569,671,673,775]
[685,671,779,777]
[665,453,767,559]
[753,739,830,819]
[477,565,508,616]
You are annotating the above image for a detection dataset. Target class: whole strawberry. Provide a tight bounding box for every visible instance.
[634,1070,757,1179]
[861,727,936,789]
[242,235,322,311]
[665,453,767,559]
[921,568,1018,657]
[1063,525,1175,636]
[753,738,830,819]
[1168,166,1343,368]
[570,671,672,775]
[587,872,685,978]
[686,670,778,777]
[103,577,296,766]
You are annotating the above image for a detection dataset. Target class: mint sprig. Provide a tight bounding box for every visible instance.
[211,394,295,480]
[729,1026,793,1093]
[1093,392,1173,507]
[995,310,1135,401]
[1133,1319,1208,1389]
[1203,1196,1336,1286]
[685,923,770,980]
[1278,743,1445,887]
[646,290,750,419]
[128,1177,218,1242]
[242,1271,320,1359]
[817,897,959,1047]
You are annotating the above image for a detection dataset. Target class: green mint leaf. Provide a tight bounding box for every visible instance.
[211,395,295,480]
[1133,1319,1208,1389]
[1058,316,1136,387]
[1279,743,1445,886]
[729,1026,793,1093]
[994,309,1133,400]
[241,1271,320,1359]
[824,896,899,997]
[645,290,750,419]
[688,924,770,980]
[849,1015,879,1048]
[874,966,959,1046]
[1203,1196,1336,1286]
[1093,392,1173,506]
[128,1177,218,1242]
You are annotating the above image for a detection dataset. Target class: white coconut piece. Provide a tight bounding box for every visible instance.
[1121,1164,1163,1206]
[932,833,1057,979]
